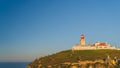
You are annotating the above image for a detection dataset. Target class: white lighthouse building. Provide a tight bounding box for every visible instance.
[80,34,86,46]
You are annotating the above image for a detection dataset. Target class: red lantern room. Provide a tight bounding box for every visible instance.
[81,34,84,39]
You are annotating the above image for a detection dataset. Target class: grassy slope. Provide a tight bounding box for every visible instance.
[29,50,120,67]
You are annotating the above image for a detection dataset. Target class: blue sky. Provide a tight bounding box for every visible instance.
[1,0,120,62]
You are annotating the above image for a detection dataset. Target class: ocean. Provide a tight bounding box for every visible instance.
[0,62,29,68]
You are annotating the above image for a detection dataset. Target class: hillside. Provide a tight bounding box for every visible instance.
[27,50,120,68]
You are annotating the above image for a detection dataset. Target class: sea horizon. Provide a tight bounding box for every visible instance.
[0,62,30,68]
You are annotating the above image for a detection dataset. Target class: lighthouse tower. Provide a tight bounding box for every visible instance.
[80,34,86,46]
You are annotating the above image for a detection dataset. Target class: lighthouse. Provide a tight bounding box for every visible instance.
[80,34,86,46]
[72,34,118,50]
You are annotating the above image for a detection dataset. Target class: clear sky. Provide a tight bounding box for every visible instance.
[1,0,120,62]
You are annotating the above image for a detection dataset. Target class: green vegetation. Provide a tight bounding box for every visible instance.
[27,50,120,68]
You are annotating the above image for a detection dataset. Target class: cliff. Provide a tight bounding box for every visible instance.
[27,50,120,68]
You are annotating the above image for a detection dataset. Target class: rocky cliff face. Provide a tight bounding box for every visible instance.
[27,63,117,68]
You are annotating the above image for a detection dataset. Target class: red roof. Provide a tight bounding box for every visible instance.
[98,43,107,46]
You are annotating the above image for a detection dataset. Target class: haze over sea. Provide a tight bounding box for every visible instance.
[0,62,29,68]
